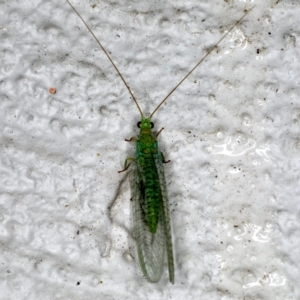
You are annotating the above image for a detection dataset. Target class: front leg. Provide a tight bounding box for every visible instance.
[125,137,137,142]
[156,127,164,138]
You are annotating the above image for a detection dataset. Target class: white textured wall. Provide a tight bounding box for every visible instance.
[0,0,299,299]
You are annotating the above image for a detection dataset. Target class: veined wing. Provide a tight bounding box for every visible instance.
[154,151,175,284]
[130,157,166,283]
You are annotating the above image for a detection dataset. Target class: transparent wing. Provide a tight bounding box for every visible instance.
[155,152,175,284]
[130,159,166,283]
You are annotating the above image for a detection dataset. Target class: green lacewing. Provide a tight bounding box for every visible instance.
[66,0,253,283]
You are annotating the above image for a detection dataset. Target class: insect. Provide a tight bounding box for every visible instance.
[66,0,253,283]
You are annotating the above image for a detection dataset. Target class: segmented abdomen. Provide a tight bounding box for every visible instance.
[136,149,162,234]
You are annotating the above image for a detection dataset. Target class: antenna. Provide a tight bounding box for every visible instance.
[67,1,254,120]
[149,6,254,118]
[66,0,144,117]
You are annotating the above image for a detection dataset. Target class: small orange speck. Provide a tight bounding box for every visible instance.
[49,87,56,94]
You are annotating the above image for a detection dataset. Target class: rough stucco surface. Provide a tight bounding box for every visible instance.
[0,0,300,299]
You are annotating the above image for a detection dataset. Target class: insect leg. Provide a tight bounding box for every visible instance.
[161,152,170,164]
[156,127,165,137]
[118,157,135,173]
[125,137,137,142]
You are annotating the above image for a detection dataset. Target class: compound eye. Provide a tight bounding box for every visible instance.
[150,122,154,128]
[137,121,141,128]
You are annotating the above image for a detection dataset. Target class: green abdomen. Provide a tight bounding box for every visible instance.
[136,141,162,234]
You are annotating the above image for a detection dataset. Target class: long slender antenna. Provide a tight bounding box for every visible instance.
[149,6,255,119]
[66,0,144,117]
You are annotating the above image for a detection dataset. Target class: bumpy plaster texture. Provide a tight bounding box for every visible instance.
[0,0,299,299]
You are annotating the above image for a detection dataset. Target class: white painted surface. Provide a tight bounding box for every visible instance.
[0,0,299,299]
